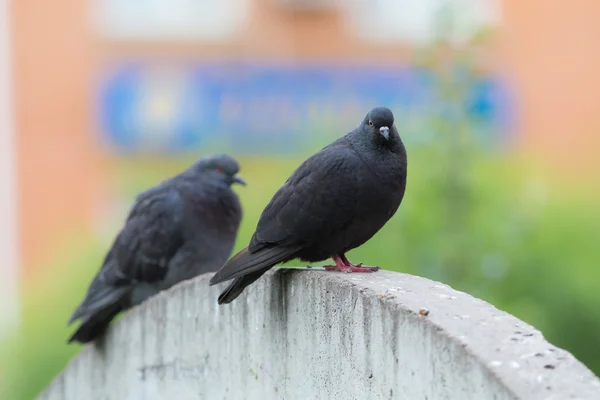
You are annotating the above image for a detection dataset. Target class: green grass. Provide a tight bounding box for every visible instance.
[2,150,600,399]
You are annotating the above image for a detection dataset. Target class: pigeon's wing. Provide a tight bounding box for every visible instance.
[249,139,361,251]
[210,141,361,288]
[68,186,186,324]
[113,185,186,283]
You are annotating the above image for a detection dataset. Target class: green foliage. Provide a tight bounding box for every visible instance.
[0,239,109,400]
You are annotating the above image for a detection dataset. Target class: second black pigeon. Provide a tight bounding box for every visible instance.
[68,154,245,343]
[210,106,407,304]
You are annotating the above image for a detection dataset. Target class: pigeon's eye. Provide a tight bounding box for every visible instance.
[368,120,373,126]
[216,167,224,174]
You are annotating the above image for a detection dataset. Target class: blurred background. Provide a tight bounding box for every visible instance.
[1,0,600,398]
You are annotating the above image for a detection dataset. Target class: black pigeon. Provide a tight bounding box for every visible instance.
[68,154,245,343]
[210,106,407,304]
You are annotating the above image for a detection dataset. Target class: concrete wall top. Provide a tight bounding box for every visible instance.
[38,269,600,400]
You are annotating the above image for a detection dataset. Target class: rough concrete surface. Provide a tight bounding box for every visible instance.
[38,269,600,400]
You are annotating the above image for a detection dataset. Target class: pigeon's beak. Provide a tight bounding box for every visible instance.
[232,174,246,186]
[380,126,390,140]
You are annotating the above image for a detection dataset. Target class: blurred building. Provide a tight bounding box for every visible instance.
[1,0,17,336]
[8,0,600,301]
[501,0,600,173]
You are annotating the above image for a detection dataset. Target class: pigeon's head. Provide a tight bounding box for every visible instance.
[362,106,397,143]
[190,154,246,187]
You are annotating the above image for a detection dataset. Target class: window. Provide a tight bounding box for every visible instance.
[274,0,337,11]
[92,0,249,41]
[344,0,500,44]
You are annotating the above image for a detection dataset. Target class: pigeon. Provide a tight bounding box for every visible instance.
[67,154,245,343]
[210,106,407,304]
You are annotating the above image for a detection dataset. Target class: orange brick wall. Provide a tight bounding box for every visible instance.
[12,0,103,277]
[502,0,600,175]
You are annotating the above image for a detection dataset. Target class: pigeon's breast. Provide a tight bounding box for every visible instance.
[184,186,242,254]
[298,151,406,261]
[336,148,406,252]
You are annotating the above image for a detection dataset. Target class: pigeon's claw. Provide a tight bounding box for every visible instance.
[324,255,380,273]
[349,265,380,273]
[341,255,380,272]
[324,255,352,273]
[324,264,352,273]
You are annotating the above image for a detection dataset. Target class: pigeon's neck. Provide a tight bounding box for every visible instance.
[347,127,403,154]
[184,179,241,220]
[185,178,230,199]
[346,128,407,182]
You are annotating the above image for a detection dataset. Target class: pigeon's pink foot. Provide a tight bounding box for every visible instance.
[324,265,351,272]
[324,255,352,272]
[341,254,380,272]
[348,265,380,272]
[324,255,380,273]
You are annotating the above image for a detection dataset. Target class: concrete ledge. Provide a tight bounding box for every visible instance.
[38,269,600,400]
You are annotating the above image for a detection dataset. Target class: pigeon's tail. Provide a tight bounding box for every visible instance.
[217,268,270,304]
[67,285,129,344]
[67,302,123,344]
[210,245,300,303]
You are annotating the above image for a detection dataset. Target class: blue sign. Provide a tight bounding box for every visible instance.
[97,63,514,154]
